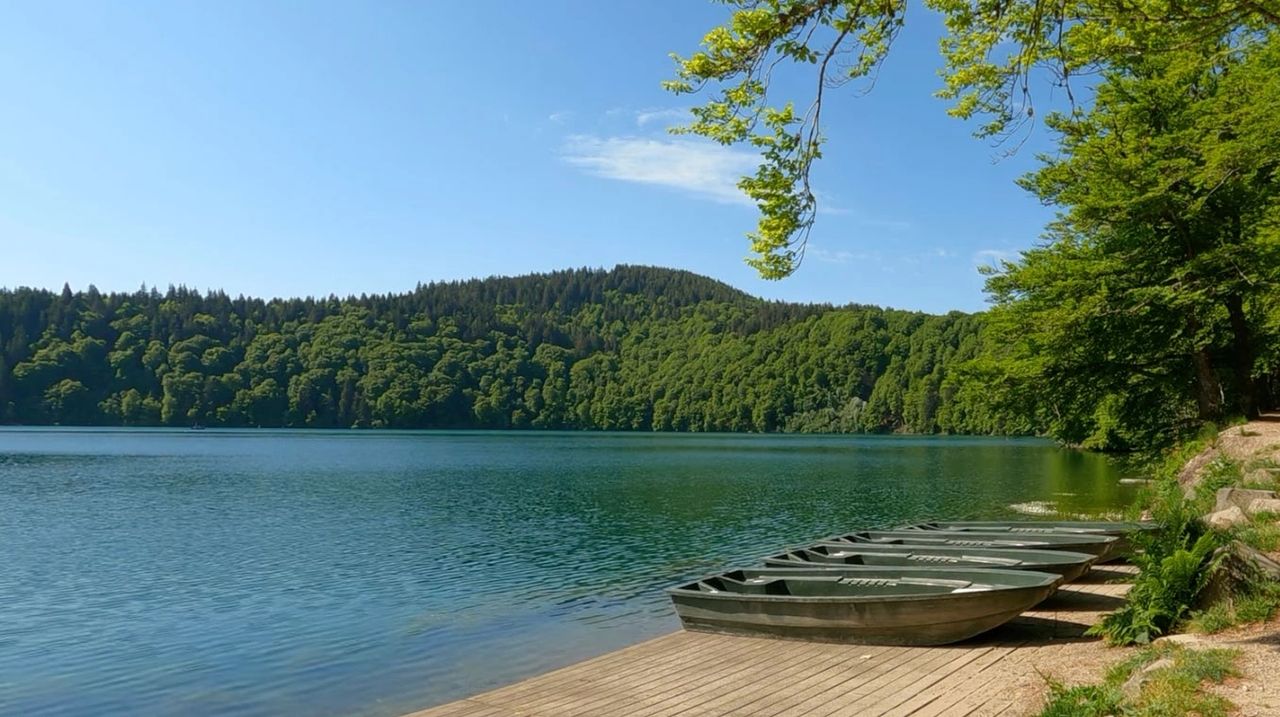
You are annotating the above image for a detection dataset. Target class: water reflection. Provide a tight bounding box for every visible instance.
[0,428,1133,716]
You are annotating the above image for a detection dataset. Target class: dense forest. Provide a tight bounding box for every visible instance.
[0,266,1010,434]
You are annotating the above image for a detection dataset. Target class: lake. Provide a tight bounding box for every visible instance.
[0,428,1133,716]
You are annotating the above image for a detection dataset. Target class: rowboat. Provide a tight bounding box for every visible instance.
[667,566,1061,645]
[902,520,1155,536]
[764,543,1096,582]
[822,529,1119,558]
[902,520,1156,560]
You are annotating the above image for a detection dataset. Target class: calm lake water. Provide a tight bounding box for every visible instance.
[0,428,1134,716]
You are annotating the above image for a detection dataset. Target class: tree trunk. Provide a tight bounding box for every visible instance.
[1188,317,1223,420]
[1225,294,1259,418]
[1192,348,1224,420]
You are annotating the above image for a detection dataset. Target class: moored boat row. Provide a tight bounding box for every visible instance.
[667,519,1152,646]
[764,543,1095,582]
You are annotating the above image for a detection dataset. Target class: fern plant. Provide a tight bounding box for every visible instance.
[1088,480,1223,645]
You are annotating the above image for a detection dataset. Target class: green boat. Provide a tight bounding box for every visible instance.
[667,566,1061,645]
[765,543,1096,582]
[903,520,1155,536]
[902,520,1156,560]
[824,529,1119,558]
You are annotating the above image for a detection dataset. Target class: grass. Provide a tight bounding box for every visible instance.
[1240,457,1279,490]
[1235,517,1280,552]
[1188,566,1280,634]
[1037,644,1239,717]
[1190,457,1243,514]
[1187,601,1236,633]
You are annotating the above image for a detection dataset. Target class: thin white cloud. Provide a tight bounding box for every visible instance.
[561,135,758,205]
[808,246,881,265]
[635,107,691,128]
[973,248,1020,266]
[548,111,573,124]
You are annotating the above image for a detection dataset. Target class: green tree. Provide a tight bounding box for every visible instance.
[977,33,1280,447]
[667,0,1277,278]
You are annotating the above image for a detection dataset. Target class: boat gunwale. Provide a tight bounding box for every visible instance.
[829,530,1119,546]
[775,543,1099,568]
[665,566,1062,604]
[905,520,1157,535]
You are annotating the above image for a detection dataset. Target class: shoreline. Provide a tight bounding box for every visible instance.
[403,567,1137,717]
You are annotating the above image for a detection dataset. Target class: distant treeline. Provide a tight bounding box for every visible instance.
[0,266,1012,434]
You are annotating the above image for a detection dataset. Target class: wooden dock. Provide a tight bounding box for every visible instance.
[409,565,1135,717]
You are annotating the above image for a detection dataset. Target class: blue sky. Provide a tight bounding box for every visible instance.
[0,1,1064,313]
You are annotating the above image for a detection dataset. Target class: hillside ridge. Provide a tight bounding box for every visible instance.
[0,264,1002,433]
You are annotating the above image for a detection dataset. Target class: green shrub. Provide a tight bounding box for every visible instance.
[1088,483,1223,645]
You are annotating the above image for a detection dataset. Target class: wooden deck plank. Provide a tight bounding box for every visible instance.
[511,634,778,715]
[816,648,983,717]
[881,645,1021,717]
[836,647,998,716]
[778,647,954,717]
[732,644,903,716]
[407,577,1134,717]
[662,643,897,717]
[559,634,811,717]
[564,638,797,717]
[476,633,680,704]
[506,632,751,705]
[635,639,862,717]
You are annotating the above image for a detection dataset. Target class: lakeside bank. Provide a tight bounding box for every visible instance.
[407,567,1136,717]
[406,416,1280,716]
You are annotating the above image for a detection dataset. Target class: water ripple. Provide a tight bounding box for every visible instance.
[0,428,1133,716]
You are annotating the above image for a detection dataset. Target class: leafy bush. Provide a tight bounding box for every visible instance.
[1088,481,1223,644]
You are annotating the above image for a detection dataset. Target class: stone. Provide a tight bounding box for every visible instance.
[1233,540,1280,580]
[1207,506,1249,530]
[1247,498,1280,516]
[1154,633,1205,646]
[1121,657,1176,699]
[1243,468,1279,487]
[1180,449,1220,497]
[1214,487,1278,513]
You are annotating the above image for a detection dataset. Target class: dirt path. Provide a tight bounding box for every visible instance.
[1196,617,1280,717]
[1029,415,1280,716]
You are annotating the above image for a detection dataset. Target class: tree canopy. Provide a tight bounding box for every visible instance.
[0,266,1009,435]
[668,0,1278,278]
[972,32,1280,448]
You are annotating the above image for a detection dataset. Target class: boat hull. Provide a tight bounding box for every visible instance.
[902,521,1155,561]
[825,530,1119,559]
[766,544,1096,583]
[668,567,1060,646]
[903,520,1155,536]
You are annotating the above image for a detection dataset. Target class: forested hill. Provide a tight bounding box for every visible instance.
[0,266,1009,434]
